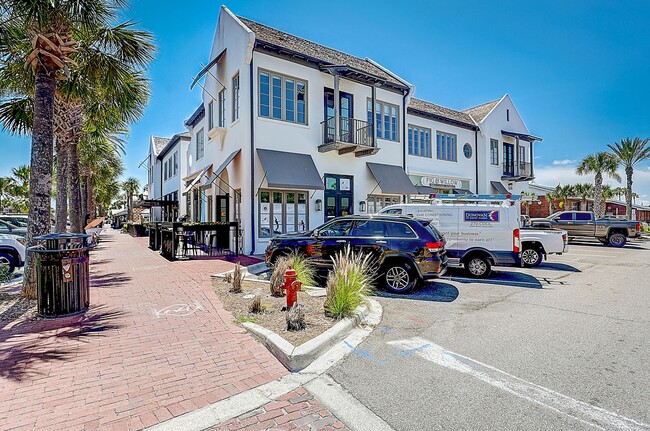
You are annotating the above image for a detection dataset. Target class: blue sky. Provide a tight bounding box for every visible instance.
[2,0,650,203]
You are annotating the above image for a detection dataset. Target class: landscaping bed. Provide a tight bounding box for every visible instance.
[212,278,338,346]
[0,292,36,321]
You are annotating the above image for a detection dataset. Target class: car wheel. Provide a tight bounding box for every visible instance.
[521,247,543,267]
[608,233,626,248]
[464,255,492,278]
[383,262,416,294]
[0,251,16,275]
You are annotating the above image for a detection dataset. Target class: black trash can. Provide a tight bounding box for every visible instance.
[148,222,161,250]
[28,233,94,317]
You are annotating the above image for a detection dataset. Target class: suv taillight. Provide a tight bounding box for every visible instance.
[513,228,520,253]
[426,241,445,253]
[636,223,641,232]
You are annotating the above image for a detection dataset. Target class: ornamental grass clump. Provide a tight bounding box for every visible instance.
[286,304,306,331]
[325,246,376,319]
[230,263,243,293]
[249,295,263,314]
[269,252,316,296]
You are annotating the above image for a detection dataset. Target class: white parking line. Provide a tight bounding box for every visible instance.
[388,337,650,431]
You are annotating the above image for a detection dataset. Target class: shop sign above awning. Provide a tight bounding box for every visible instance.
[366,163,418,195]
[257,149,324,190]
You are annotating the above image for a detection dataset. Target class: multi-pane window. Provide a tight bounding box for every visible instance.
[490,139,499,165]
[163,161,168,181]
[218,89,226,127]
[519,145,526,163]
[232,73,240,122]
[259,70,307,124]
[367,100,399,141]
[196,128,204,160]
[173,151,178,176]
[259,190,308,238]
[436,131,457,162]
[208,100,214,130]
[367,196,400,214]
[408,125,431,157]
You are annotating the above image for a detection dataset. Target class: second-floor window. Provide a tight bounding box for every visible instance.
[196,128,204,160]
[218,89,226,127]
[367,100,399,141]
[259,70,307,124]
[173,151,178,176]
[408,125,431,157]
[490,139,499,165]
[208,100,214,130]
[232,73,240,122]
[436,131,457,162]
[519,145,526,164]
[164,160,168,181]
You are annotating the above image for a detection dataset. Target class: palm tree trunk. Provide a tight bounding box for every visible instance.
[593,173,603,218]
[23,70,56,299]
[68,141,83,232]
[87,179,96,219]
[81,177,88,224]
[55,139,69,232]
[625,166,633,219]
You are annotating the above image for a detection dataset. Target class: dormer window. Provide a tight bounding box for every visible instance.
[507,109,510,121]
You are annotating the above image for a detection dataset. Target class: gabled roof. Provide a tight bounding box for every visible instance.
[408,98,478,130]
[238,16,407,90]
[158,132,191,160]
[184,104,205,127]
[463,99,500,123]
[152,137,170,155]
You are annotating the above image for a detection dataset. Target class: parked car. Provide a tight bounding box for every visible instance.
[519,227,568,267]
[0,234,26,273]
[530,211,640,247]
[0,214,28,227]
[265,215,448,294]
[0,220,27,237]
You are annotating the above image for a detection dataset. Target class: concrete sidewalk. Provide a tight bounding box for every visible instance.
[0,229,289,431]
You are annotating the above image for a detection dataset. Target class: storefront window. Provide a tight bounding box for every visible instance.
[259,190,309,238]
[367,195,399,214]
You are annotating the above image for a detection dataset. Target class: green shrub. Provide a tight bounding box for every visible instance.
[324,246,375,319]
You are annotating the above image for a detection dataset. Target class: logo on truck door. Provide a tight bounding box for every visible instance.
[464,210,499,222]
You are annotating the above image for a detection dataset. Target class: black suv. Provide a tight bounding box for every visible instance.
[265,215,447,294]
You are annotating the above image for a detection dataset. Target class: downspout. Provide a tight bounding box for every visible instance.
[530,141,534,178]
[474,129,479,194]
[402,89,408,203]
[249,54,256,254]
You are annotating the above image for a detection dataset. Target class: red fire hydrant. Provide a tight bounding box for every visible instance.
[282,268,302,308]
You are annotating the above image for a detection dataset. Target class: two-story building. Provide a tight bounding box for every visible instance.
[147,6,543,255]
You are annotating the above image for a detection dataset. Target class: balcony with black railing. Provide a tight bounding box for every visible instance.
[502,161,534,181]
[318,117,379,157]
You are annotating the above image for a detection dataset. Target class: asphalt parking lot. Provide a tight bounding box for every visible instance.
[327,237,650,430]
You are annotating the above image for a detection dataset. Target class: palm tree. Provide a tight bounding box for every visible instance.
[122,177,140,221]
[0,177,15,211]
[556,184,575,211]
[608,138,650,219]
[612,186,626,201]
[0,0,153,297]
[545,187,560,214]
[576,152,621,218]
[574,183,594,211]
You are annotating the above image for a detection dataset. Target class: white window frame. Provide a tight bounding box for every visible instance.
[173,151,178,176]
[196,128,204,160]
[208,100,214,130]
[232,72,240,122]
[367,99,399,142]
[436,131,457,162]
[258,69,307,124]
[258,190,309,238]
[490,139,499,165]
[218,89,226,128]
[407,125,431,158]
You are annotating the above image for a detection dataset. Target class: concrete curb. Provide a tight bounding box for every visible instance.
[242,299,380,372]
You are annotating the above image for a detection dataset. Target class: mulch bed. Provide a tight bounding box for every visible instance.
[213,278,338,346]
[0,293,36,321]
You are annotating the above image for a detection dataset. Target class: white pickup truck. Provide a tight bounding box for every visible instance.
[519,227,568,267]
[0,234,26,273]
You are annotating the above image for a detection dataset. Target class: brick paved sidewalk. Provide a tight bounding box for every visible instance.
[209,387,349,431]
[0,229,289,431]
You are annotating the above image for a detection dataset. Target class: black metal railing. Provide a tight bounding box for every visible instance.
[321,117,373,147]
[503,161,532,177]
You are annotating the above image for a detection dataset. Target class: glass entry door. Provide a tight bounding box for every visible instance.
[216,194,229,222]
[324,89,354,143]
[324,174,354,222]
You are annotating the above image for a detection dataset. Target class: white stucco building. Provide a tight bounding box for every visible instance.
[146,6,543,254]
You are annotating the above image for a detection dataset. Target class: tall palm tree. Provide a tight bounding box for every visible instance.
[556,184,575,210]
[608,137,650,219]
[576,152,621,218]
[122,177,140,221]
[612,186,626,201]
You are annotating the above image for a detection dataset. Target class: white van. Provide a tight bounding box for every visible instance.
[379,201,522,278]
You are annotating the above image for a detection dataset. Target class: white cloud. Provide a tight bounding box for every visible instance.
[552,159,575,166]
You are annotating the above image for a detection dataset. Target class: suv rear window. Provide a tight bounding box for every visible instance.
[353,220,386,237]
[385,222,416,238]
[422,223,443,241]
